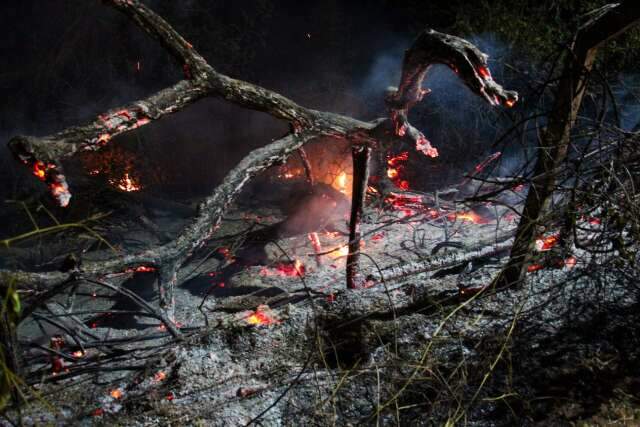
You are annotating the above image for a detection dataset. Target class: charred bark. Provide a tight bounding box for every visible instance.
[346,145,372,289]
[496,1,640,288]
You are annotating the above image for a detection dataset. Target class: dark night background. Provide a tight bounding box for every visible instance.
[1,0,639,214]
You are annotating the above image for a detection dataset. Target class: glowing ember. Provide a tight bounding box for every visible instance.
[72,350,85,358]
[51,357,64,374]
[474,152,501,173]
[477,66,491,80]
[134,265,156,273]
[33,161,47,179]
[371,232,385,242]
[245,305,278,326]
[49,179,71,207]
[308,232,322,251]
[110,389,123,399]
[447,210,489,224]
[564,256,577,269]
[527,263,544,272]
[416,135,439,158]
[111,172,142,192]
[459,286,487,299]
[259,259,305,277]
[329,245,349,259]
[505,98,516,108]
[154,371,166,382]
[585,216,601,225]
[97,133,111,144]
[217,247,234,261]
[535,234,559,251]
[308,232,323,265]
[386,152,411,189]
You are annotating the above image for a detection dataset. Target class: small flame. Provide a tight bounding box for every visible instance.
[259,259,305,277]
[33,161,47,180]
[110,389,123,399]
[449,211,489,224]
[535,234,559,251]
[329,246,349,259]
[245,305,278,326]
[111,172,142,192]
[72,350,85,358]
[154,371,166,382]
[386,152,410,189]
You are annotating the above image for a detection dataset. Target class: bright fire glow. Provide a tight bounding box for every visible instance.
[33,161,47,180]
[386,152,411,189]
[110,389,123,399]
[110,172,142,192]
[259,259,305,277]
[336,171,348,194]
[535,234,559,251]
[329,246,349,259]
[245,305,278,326]
[448,211,489,224]
[416,136,439,158]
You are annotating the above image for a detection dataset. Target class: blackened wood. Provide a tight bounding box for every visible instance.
[346,145,371,289]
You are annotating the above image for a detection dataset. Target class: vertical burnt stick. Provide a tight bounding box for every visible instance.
[346,145,372,289]
[297,147,315,187]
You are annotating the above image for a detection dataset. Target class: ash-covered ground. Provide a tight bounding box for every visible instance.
[3,175,639,426]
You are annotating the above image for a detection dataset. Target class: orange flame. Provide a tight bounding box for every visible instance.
[535,234,559,251]
[111,172,142,192]
[246,305,278,326]
[259,259,305,277]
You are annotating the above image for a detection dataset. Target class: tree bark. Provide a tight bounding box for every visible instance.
[496,1,640,288]
[346,145,372,289]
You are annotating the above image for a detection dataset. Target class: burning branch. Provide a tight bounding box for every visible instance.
[385,29,518,160]
[4,0,518,322]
